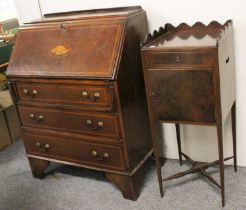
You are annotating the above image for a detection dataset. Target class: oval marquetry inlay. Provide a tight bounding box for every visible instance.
[50,45,70,56]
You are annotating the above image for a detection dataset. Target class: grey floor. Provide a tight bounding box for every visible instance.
[0,140,246,210]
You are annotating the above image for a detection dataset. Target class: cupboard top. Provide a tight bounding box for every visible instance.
[142,20,233,49]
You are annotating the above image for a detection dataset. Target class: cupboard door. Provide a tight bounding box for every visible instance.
[147,69,216,123]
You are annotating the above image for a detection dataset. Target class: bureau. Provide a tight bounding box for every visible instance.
[141,21,236,206]
[6,6,152,200]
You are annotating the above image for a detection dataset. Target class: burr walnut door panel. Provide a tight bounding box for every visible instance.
[147,69,216,123]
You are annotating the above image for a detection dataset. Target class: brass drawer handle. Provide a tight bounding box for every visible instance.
[94,92,100,101]
[176,56,181,63]
[85,120,104,130]
[81,91,100,102]
[82,91,88,98]
[97,121,104,128]
[91,150,110,161]
[29,113,44,123]
[86,119,92,126]
[36,142,50,152]
[23,89,38,98]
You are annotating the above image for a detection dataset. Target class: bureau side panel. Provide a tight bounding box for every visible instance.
[117,12,152,170]
[218,27,236,123]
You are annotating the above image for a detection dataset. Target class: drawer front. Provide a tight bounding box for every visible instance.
[146,51,213,68]
[147,69,215,123]
[23,131,125,170]
[18,106,121,138]
[16,82,114,111]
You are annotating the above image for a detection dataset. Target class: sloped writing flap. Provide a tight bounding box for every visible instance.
[7,21,124,79]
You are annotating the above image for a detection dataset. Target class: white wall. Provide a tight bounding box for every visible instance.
[13,0,246,166]
[0,0,17,21]
[13,0,42,24]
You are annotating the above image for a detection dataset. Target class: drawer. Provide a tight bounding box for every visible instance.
[18,106,121,138]
[146,51,213,68]
[15,82,114,111]
[23,131,125,171]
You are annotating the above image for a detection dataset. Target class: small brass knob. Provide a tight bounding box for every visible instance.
[29,113,34,119]
[97,121,104,128]
[94,92,100,99]
[86,119,92,125]
[36,142,41,147]
[103,153,109,159]
[150,92,156,98]
[44,144,50,149]
[91,151,97,157]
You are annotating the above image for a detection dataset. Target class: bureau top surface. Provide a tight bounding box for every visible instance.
[143,20,232,49]
[7,6,144,79]
[40,6,143,23]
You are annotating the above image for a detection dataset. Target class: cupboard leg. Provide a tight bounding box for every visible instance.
[154,147,164,197]
[216,124,225,207]
[175,124,182,166]
[28,157,50,179]
[149,121,164,197]
[231,102,237,172]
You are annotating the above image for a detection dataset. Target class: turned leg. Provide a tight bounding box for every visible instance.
[231,102,237,172]
[106,172,139,200]
[216,124,225,207]
[175,124,182,166]
[28,157,50,179]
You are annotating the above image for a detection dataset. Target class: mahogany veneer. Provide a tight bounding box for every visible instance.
[7,6,152,200]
